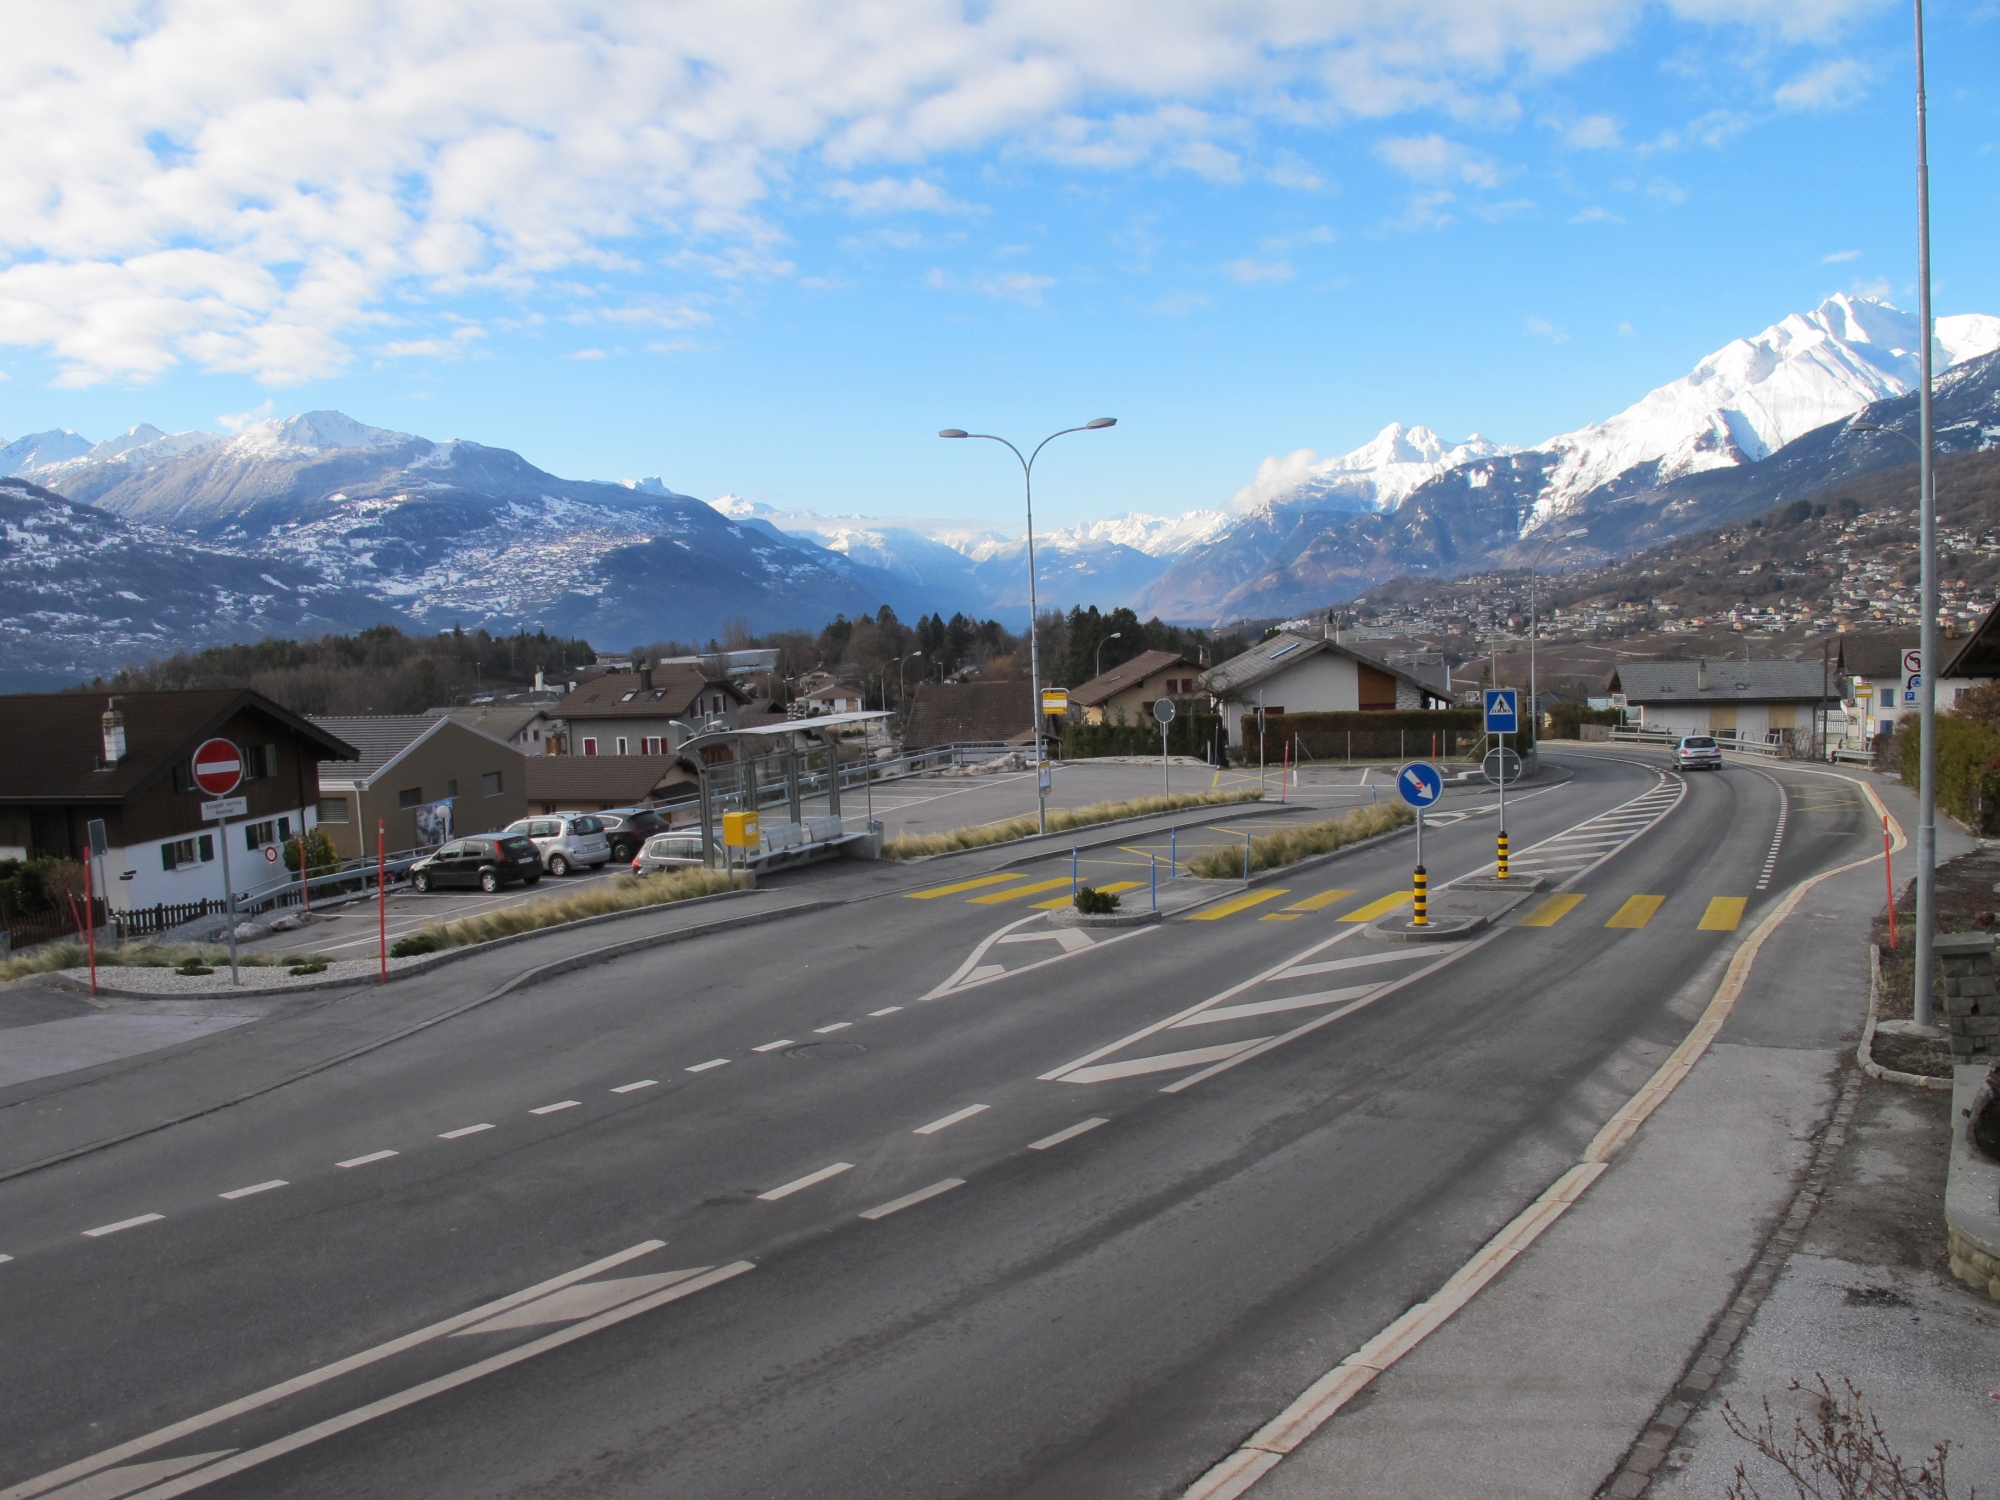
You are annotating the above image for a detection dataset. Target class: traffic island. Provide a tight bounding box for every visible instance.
[1369,874,1545,943]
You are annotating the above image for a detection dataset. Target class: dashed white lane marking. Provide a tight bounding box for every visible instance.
[529,1100,580,1115]
[84,1214,164,1238]
[914,1104,989,1135]
[1059,1040,1272,1086]
[758,1162,854,1201]
[686,1059,730,1073]
[1029,1118,1109,1151]
[813,1023,852,1034]
[440,1124,493,1139]
[219,1181,287,1200]
[336,1151,398,1169]
[0,1254,12,1264]
[751,1039,795,1053]
[860,1179,965,1220]
[610,1080,656,1093]
[1756,779,1789,892]
[869,1006,903,1017]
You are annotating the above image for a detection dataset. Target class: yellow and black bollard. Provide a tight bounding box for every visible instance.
[1413,866,1428,926]
[1496,830,1509,880]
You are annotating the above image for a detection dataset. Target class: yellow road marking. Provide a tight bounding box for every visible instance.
[1187,889,1290,921]
[1519,893,1586,927]
[968,878,1077,905]
[1032,880,1145,910]
[1260,914,1300,921]
[1337,891,1415,923]
[1606,895,1665,929]
[1282,889,1355,912]
[905,873,1025,900]
[1697,896,1747,931]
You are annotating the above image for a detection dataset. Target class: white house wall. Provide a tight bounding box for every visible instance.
[1223,654,1358,746]
[111,803,318,914]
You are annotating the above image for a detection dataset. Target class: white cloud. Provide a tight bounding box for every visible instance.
[1374,134,1504,187]
[1526,315,1569,343]
[1571,206,1625,224]
[566,347,608,360]
[217,398,275,431]
[378,324,488,361]
[1150,290,1212,316]
[1821,248,1861,263]
[1223,258,1294,283]
[1775,57,1871,110]
[972,271,1055,305]
[0,1,1867,384]
[1565,115,1623,149]
[1616,320,1636,336]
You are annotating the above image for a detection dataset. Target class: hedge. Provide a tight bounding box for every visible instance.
[1261,707,1531,764]
[1899,714,2000,834]
[1064,711,1224,759]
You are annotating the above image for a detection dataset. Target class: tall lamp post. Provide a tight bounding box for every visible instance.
[898,650,924,718]
[940,418,1118,834]
[1095,630,1123,680]
[1529,528,1588,739]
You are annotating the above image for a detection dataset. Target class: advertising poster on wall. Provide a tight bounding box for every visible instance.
[413,797,454,848]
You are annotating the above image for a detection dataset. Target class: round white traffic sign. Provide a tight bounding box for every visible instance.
[263,844,279,863]
[1482,746,1523,786]
[1153,697,1176,724]
[191,738,244,797]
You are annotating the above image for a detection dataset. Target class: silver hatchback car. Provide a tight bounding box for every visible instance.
[1673,735,1723,771]
[503,813,612,876]
[632,831,724,875]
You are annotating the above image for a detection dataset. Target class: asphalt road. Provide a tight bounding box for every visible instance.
[0,749,1882,1500]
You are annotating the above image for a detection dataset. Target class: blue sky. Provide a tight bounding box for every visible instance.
[1,1,1994,532]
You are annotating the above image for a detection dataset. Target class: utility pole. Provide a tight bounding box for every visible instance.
[1914,0,1940,1030]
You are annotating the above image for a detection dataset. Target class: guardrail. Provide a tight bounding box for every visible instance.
[1609,726,1808,761]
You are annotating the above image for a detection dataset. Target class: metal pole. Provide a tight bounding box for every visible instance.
[377,822,387,983]
[1151,853,1158,912]
[1071,846,1078,899]
[1162,718,1170,799]
[219,813,239,985]
[1913,0,1938,1030]
[1170,826,1177,875]
[83,851,97,995]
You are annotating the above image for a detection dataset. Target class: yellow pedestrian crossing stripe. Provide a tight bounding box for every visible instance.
[1284,889,1354,912]
[1606,895,1665,929]
[1337,891,1414,923]
[1187,889,1289,921]
[1698,896,1747,931]
[906,873,1024,900]
[1519,893,1585,927]
[1032,880,1144,910]
[968,877,1076,904]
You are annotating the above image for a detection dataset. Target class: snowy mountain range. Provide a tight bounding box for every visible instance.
[4,293,1998,683]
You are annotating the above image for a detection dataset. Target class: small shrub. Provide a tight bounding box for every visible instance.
[1185,802,1413,878]
[1723,1375,1968,1500]
[389,932,442,958]
[1074,885,1121,915]
[175,959,215,976]
[287,958,329,976]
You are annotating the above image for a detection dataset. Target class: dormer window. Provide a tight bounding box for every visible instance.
[620,691,637,702]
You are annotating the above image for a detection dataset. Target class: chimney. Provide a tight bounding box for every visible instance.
[534,667,545,691]
[1696,659,1707,691]
[100,698,127,766]
[637,657,653,690]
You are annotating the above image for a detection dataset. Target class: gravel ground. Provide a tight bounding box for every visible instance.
[49,952,430,995]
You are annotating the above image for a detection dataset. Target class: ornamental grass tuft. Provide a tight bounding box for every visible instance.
[1185,801,1412,879]
[882,789,1261,860]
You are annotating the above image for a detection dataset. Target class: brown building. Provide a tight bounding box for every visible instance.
[562,663,750,756]
[522,755,700,815]
[901,681,1038,749]
[308,715,528,860]
[0,689,356,913]
[1069,650,1201,726]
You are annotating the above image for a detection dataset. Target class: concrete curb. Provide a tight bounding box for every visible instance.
[1858,942,1954,1092]
[1947,1062,2000,1302]
[1048,908,1162,929]
[0,897,839,1186]
[45,883,767,1002]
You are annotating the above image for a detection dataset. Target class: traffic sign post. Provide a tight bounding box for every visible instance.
[1483,690,1518,879]
[191,738,244,985]
[1396,762,1444,926]
[1154,697,1176,798]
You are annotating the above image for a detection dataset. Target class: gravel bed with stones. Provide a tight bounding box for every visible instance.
[50,953,431,995]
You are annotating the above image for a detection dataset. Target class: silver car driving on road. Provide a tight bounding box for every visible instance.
[1673,735,1723,771]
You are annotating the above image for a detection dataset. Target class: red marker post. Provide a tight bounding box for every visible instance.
[378,821,388,984]
[1883,815,1897,951]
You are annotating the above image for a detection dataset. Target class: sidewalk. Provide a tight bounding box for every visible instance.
[1233,765,1994,1498]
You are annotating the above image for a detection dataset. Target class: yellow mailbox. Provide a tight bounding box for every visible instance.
[722,810,760,849]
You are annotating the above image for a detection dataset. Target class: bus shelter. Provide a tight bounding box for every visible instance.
[679,712,892,870]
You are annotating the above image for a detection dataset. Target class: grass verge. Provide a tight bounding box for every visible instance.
[388,867,744,956]
[1185,801,1413,879]
[882,790,1263,860]
[0,941,321,985]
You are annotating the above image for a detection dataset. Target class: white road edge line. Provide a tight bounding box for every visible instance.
[859,1179,965,1221]
[115,1263,756,1500]
[1177,767,1898,1500]
[757,1162,854,1201]
[529,1101,580,1115]
[914,1104,988,1135]
[335,1151,398,1169]
[869,1006,903,1016]
[218,1181,287,1200]
[813,1022,852,1033]
[82,1214,164,1238]
[686,1059,730,1072]
[439,1124,493,1139]
[610,1080,657,1093]
[0,1241,671,1500]
[1029,1118,1109,1150]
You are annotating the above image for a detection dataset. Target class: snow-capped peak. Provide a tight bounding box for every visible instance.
[1229,422,1511,516]
[227,410,409,457]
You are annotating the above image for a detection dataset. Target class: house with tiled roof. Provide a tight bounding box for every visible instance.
[1068,650,1201,726]
[308,715,526,860]
[1200,630,1451,748]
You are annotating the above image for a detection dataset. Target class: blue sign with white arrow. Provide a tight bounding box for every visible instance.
[1396,760,1444,809]
[1484,688,1519,734]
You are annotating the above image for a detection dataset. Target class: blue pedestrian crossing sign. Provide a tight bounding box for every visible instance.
[1484,688,1519,734]
[1396,761,1444,809]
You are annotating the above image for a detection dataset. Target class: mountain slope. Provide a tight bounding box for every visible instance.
[0,479,411,690]
[18,413,945,644]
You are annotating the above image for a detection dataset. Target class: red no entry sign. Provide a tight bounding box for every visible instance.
[191,738,244,797]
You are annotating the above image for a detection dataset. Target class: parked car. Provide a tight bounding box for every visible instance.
[1673,735,1723,771]
[504,814,612,876]
[410,834,544,893]
[632,831,723,875]
[595,807,672,863]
